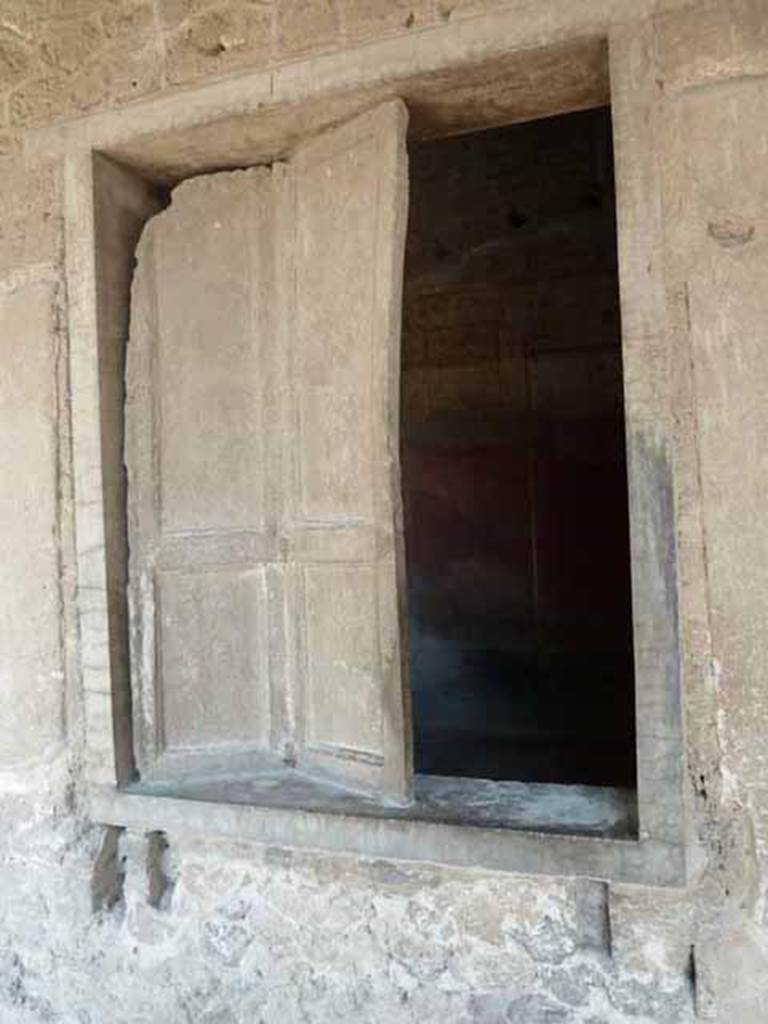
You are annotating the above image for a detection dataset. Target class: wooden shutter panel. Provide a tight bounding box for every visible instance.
[126,168,280,774]
[126,101,411,801]
[282,101,412,800]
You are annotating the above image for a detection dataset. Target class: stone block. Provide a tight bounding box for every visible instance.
[165,4,274,86]
[0,1,48,36]
[77,48,164,110]
[506,994,570,1022]
[9,73,73,130]
[157,0,211,30]
[656,0,768,92]
[276,0,341,57]
[49,0,108,14]
[609,885,693,975]
[39,15,104,73]
[101,0,156,41]
[10,67,114,128]
[340,0,435,42]
[0,26,36,88]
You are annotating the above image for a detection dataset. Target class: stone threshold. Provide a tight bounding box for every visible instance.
[129,766,638,839]
[88,772,685,886]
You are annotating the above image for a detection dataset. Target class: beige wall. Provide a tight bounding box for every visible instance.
[1,1,768,1021]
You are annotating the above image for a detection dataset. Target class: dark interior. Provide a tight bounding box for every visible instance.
[400,106,637,788]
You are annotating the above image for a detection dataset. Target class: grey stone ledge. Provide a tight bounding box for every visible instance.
[89,771,686,886]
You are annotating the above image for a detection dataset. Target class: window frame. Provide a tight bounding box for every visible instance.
[48,13,687,885]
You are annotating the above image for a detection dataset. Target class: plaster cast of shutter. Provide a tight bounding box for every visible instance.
[126,101,411,799]
[283,101,412,801]
[125,168,280,774]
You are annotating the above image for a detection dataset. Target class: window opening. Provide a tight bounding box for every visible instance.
[401,106,636,788]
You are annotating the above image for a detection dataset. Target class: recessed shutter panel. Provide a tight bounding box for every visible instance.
[125,168,279,773]
[283,101,412,801]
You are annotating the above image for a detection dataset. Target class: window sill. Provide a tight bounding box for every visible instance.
[88,768,685,886]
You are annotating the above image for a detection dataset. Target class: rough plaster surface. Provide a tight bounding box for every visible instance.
[0,281,65,765]
[0,1,767,1022]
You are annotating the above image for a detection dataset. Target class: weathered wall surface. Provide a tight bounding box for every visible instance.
[0,1,767,1022]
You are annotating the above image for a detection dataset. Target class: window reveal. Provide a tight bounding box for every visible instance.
[401,109,636,788]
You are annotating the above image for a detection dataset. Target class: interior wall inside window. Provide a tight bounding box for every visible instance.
[400,106,636,788]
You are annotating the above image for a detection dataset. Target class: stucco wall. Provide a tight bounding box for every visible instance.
[1,1,767,1021]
